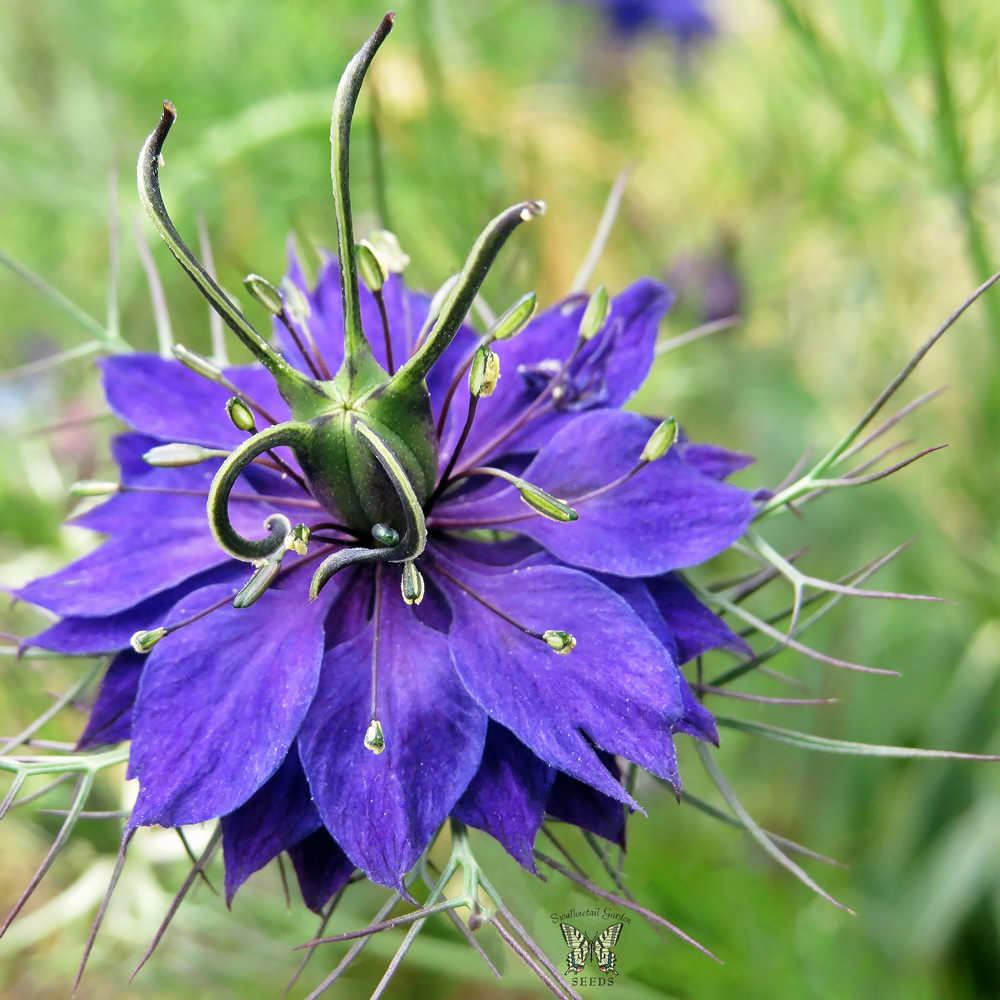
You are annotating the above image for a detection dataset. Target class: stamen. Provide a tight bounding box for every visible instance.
[432,560,572,651]
[432,291,536,436]
[462,467,579,522]
[640,417,678,463]
[245,272,327,382]
[372,523,401,547]
[172,343,282,427]
[226,397,257,433]
[358,240,396,375]
[577,285,609,342]
[429,347,502,505]
[281,278,333,380]
[142,443,228,467]
[366,566,386,755]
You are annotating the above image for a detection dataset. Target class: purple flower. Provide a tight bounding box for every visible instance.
[17,14,753,914]
[588,0,716,44]
[20,257,753,905]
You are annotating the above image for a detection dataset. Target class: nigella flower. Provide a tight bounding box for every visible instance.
[15,14,751,918]
[585,0,716,45]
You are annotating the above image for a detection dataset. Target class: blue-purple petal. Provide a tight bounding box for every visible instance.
[437,561,689,798]
[452,722,554,872]
[77,650,144,749]
[299,574,487,890]
[287,828,355,914]
[128,575,331,828]
[220,750,323,906]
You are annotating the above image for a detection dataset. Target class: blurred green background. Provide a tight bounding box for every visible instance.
[2,0,999,997]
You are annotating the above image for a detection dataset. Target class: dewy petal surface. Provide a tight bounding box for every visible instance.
[128,576,331,828]
[299,574,487,891]
[438,561,691,799]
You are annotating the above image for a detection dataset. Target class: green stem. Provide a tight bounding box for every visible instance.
[331,13,394,382]
[207,422,312,561]
[914,0,1000,337]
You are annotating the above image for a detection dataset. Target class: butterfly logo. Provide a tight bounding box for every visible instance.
[560,921,623,975]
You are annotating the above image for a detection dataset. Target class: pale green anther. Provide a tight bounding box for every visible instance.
[172,343,223,381]
[372,522,401,547]
[489,291,537,342]
[468,345,501,398]
[69,479,119,497]
[243,273,284,316]
[233,559,282,609]
[288,523,310,556]
[543,629,577,655]
[401,561,425,606]
[364,719,386,755]
[226,396,257,433]
[515,479,579,522]
[143,443,226,467]
[356,240,387,293]
[578,285,610,341]
[366,229,410,273]
[131,627,168,654]
[640,416,679,463]
[280,277,312,325]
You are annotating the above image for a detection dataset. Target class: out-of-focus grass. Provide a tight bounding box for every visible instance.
[2,0,999,997]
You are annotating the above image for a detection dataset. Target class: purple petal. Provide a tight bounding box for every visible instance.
[438,279,672,460]
[287,828,355,913]
[644,574,751,663]
[128,574,331,828]
[547,754,627,848]
[677,440,754,481]
[299,571,487,890]
[452,722,554,872]
[77,650,144,749]
[437,560,689,798]
[437,410,754,576]
[100,354,288,448]
[28,563,243,655]
[220,750,323,906]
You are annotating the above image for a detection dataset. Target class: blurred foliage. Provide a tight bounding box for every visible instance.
[1,0,999,997]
